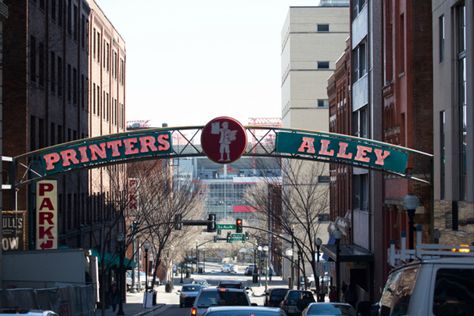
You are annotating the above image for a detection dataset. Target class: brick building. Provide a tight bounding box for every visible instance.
[3,0,126,250]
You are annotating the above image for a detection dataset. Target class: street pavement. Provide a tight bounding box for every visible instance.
[97,263,314,315]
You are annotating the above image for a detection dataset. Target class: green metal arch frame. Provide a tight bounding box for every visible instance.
[11,125,433,186]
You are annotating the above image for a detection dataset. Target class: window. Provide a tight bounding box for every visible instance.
[317,61,330,69]
[58,0,63,26]
[50,52,55,92]
[50,123,55,145]
[93,83,96,114]
[67,0,72,35]
[399,14,405,74]
[81,75,84,109]
[38,42,44,86]
[317,99,329,108]
[51,0,56,21]
[457,3,467,200]
[379,267,418,316]
[73,5,78,40]
[439,15,445,62]
[433,269,474,316]
[353,42,367,80]
[39,118,45,148]
[352,0,366,17]
[30,35,36,82]
[30,116,36,150]
[73,68,77,105]
[58,125,63,143]
[440,111,445,199]
[81,15,85,48]
[317,24,329,32]
[39,0,45,10]
[93,28,96,59]
[57,56,63,96]
[67,64,71,102]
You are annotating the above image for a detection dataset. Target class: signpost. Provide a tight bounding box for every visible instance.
[216,224,236,230]
[228,233,245,242]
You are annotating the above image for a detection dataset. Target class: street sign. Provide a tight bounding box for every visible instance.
[229,233,245,241]
[216,224,236,230]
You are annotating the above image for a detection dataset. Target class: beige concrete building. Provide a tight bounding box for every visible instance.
[280,0,350,284]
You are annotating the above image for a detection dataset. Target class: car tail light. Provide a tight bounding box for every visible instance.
[191,307,197,316]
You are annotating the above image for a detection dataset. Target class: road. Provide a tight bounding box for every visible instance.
[147,261,288,316]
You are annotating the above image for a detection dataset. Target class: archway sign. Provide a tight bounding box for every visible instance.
[12,117,433,186]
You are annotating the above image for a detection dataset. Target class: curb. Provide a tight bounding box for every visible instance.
[133,304,165,316]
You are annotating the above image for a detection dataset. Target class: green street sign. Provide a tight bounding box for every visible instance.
[216,224,236,230]
[229,233,245,241]
[275,131,409,175]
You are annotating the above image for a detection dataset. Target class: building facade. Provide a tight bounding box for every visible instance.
[3,0,126,251]
[432,0,474,244]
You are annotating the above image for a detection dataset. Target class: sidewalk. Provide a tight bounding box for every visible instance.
[94,290,164,316]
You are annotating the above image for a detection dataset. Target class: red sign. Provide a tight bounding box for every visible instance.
[36,180,58,250]
[201,117,247,164]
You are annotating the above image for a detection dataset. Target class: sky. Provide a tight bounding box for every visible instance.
[98,0,320,128]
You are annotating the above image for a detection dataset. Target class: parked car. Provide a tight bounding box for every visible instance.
[376,257,474,316]
[221,263,235,273]
[202,306,286,316]
[264,288,289,307]
[302,302,356,316]
[244,264,258,276]
[0,310,57,316]
[191,288,254,316]
[179,284,203,308]
[193,279,210,288]
[217,280,245,289]
[280,290,315,316]
[126,271,155,290]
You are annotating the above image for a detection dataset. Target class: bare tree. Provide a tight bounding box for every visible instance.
[245,159,329,291]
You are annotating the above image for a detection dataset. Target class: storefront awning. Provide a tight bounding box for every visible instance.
[90,249,136,269]
[321,243,373,262]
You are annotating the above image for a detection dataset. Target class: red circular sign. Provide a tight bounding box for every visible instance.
[201,117,247,164]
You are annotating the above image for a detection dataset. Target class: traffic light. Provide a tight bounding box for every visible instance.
[226,232,231,243]
[207,213,216,232]
[174,214,182,230]
[245,231,249,240]
[236,218,243,233]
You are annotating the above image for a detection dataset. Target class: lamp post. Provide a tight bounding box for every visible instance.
[333,229,342,303]
[144,241,150,292]
[117,233,125,316]
[403,194,420,249]
[257,246,263,286]
[285,248,293,289]
[315,237,322,301]
[263,245,269,292]
[196,241,199,273]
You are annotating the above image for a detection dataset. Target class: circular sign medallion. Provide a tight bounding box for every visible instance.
[201,117,247,164]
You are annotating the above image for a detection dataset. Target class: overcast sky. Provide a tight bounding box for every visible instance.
[98,0,319,127]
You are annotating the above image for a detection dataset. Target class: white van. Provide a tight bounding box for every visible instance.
[377,257,474,316]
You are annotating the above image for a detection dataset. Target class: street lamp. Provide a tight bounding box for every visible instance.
[403,194,420,249]
[144,241,151,292]
[263,245,269,292]
[315,237,322,301]
[257,246,263,286]
[333,229,342,303]
[117,233,125,316]
[285,248,294,289]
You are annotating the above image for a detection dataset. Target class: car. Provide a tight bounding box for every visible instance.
[217,280,245,289]
[221,263,235,273]
[202,306,286,316]
[244,264,258,276]
[264,288,289,307]
[302,302,356,316]
[179,284,203,308]
[126,271,155,290]
[0,310,58,316]
[376,257,474,316]
[191,287,254,316]
[193,279,210,288]
[280,290,315,316]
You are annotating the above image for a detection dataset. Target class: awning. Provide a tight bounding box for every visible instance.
[321,243,373,262]
[90,249,136,269]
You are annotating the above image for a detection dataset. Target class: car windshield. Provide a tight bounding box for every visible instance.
[196,291,249,308]
[183,285,201,292]
[270,289,288,300]
[308,304,355,315]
